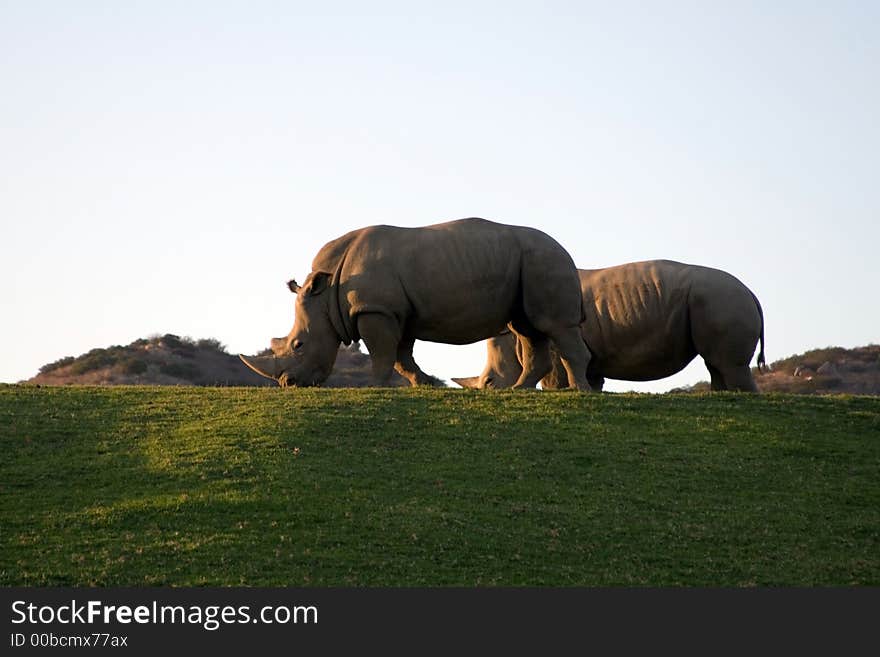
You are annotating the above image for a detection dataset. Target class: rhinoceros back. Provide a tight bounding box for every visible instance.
[329,218,582,345]
[311,228,364,275]
[579,260,695,379]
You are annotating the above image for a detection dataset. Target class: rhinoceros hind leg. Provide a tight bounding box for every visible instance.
[706,362,726,391]
[357,313,401,386]
[721,365,759,392]
[706,361,758,392]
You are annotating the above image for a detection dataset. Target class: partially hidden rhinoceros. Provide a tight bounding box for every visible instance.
[452,259,766,392]
[239,217,591,389]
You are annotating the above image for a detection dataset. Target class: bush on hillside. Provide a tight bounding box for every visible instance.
[159,362,201,381]
[39,356,75,374]
[196,338,226,353]
[69,347,128,375]
[120,358,148,375]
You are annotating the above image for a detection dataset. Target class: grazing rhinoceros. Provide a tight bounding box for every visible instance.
[239,218,590,389]
[452,260,766,392]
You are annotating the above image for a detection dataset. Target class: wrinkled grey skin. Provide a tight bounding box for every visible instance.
[240,218,590,389]
[453,260,766,392]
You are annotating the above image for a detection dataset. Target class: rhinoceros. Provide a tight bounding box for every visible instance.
[452,260,766,392]
[239,218,591,389]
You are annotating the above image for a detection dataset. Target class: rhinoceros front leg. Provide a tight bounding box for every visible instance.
[545,328,591,391]
[539,346,569,390]
[357,313,402,386]
[395,337,440,386]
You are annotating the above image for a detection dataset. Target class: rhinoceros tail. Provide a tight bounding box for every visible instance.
[751,291,767,373]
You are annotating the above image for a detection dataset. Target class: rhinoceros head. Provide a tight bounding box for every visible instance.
[452,330,523,389]
[239,272,341,387]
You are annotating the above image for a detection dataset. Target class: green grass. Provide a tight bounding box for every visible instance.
[1,385,878,586]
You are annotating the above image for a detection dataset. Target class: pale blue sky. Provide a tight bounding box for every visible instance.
[2,1,878,390]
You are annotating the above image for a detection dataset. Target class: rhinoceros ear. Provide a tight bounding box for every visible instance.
[305,271,331,296]
[287,279,301,294]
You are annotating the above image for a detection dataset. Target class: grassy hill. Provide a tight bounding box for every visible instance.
[2,385,878,586]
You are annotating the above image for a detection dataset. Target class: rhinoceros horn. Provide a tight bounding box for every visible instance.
[452,376,481,389]
[239,354,288,386]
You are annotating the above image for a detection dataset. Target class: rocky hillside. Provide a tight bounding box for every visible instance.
[30,336,878,393]
[756,344,880,395]
[682,344,880,395]
[28,334,426,387]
